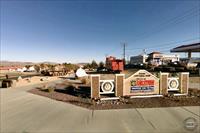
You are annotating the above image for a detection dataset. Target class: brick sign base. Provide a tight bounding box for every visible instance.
[90,70,189,99]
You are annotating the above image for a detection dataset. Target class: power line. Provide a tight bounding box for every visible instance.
[131,7,200,43]
[107,6,200,58]
[133,12,198,43]
[127,37,200,50]
[133,7,199,40]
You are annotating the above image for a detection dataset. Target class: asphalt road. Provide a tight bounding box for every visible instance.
[0,84,200,133]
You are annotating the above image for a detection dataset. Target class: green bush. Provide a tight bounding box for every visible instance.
[171,73,178,77]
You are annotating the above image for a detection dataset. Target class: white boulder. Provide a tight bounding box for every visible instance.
[76,67,88,77]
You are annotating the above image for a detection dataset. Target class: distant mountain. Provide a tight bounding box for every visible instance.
[0,60,58,66]
[76,62,89,66]
[38,61,58,65]
[0,61,34,66]
[0,60,84,66]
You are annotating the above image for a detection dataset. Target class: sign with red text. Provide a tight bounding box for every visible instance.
[124,70,159,95]
[130,79,155,93]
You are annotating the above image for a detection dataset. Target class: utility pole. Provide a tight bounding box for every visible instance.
[121,42,127,64]
[143,49,146,55]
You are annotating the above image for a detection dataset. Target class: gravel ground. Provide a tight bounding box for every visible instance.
[28,88,200,110]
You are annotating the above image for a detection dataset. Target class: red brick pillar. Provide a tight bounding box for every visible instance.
[179,72,189,94]
[160,73,169,95]
[90,75,100,99]
[115,74,125,97]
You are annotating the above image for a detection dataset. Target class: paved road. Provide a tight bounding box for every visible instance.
[0,84,200,133]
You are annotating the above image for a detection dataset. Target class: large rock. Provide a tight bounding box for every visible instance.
[76,67,88,78]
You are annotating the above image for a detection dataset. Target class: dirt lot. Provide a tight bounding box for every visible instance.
[29,86,200,110]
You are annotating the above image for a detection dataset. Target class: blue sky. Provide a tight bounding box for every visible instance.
[1,0,199,63]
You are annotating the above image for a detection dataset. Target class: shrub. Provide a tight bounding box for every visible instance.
[47,87,55,93]
[171,73,178,77]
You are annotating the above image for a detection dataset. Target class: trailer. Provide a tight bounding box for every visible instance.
[105,56,124,72]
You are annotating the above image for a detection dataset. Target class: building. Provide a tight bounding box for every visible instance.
[28,66,35,72]
[16,68,23,72]
[0,66,25,72]
[161,54,180,63]
[147,52,179,66]
[130,54,148,65]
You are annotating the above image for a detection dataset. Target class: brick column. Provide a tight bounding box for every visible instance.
[160,73,169,95]
[115,74,125,97]
[90,75,100,99]
[179,72,189,94]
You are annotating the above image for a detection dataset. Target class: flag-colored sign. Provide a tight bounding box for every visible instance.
[130,79,155,93]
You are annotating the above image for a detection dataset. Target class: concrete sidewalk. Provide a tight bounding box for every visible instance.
[0,85,199,133]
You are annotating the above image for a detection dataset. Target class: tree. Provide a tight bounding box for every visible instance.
[25,65,31,69]
[62,63,79,71]
[34,65,40,73]
[39,63,46,70]
[99,61,105,69]
[48,64,55,71]
[83,63,91,69]
[91,60,98,69]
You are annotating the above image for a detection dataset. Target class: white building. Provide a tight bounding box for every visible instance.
[16,67,29,72]
[16,68,23,72]
[162,54,179,62]
[130,52,180,66]
[27,66,35,72]
[22,67,27,72]
[130,54,148,65]
[147,52,179,66]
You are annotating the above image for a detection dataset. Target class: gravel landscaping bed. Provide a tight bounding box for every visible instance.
[28,87,200,110]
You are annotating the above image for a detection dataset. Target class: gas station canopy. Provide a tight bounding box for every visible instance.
[170,42,200,52]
